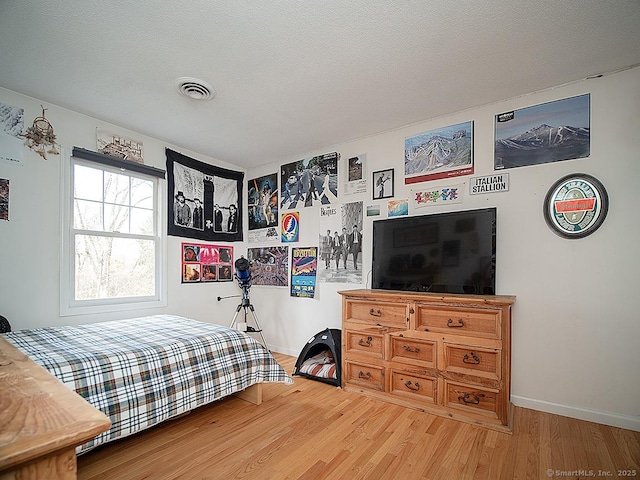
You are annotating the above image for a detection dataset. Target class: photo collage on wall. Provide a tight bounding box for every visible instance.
[181,242,233,283]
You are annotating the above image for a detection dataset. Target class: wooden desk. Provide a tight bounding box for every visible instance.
[0,336,111,479]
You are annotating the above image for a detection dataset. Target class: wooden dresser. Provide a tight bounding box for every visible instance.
[0,336,111,479]
[339,289,515,432]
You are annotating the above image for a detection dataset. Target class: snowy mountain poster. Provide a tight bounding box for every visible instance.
[404,121,474,184]
[494,94,590,170]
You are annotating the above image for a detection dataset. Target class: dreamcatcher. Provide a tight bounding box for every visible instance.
[22,106,59,160]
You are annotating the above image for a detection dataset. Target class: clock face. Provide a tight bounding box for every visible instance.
[543,173,608,239]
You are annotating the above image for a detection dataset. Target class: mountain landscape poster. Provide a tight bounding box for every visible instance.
[404,121,474,184]
[494,94,590,170]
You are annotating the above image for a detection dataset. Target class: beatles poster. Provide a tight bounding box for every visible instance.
[317,201,363,284]
[248,173,279,244]
[167,148,243,242]
[290,247,317,298]
[247,246,289,287]
[280,152,339,209]
[181,242,233,283]
[404,121,474,184]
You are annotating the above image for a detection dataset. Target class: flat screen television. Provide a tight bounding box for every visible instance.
[371,207,496,295]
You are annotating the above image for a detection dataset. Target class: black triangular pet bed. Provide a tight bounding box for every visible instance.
[293,328,341,387]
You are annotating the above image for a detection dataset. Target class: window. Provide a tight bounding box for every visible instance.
[61,148,165,315]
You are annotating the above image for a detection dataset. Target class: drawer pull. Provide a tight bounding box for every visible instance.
[404,380,420,391]
[369,308,382,317]
[358,371,372,380]
[447,318,465,328]
[403,345,420,354]
[462,352,480,364]
[358,336,373,347]
[458,392,484,405]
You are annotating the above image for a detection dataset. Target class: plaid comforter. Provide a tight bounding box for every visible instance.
[3,315,293,454]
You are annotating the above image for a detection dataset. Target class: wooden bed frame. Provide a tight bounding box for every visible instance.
[0,337,263,479]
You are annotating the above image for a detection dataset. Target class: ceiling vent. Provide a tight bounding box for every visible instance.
[174,77,215,100]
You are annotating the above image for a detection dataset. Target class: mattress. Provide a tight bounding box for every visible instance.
[3,314,293,453]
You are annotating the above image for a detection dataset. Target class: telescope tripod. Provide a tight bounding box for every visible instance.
[229,288,269,351]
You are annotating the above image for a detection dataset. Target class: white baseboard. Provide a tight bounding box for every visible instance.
[268,345,299,358]
[511,395,640,432]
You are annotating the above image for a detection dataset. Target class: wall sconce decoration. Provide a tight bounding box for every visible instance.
[22,106,59,160]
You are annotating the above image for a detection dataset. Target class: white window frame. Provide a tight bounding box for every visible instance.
[59,147,167,316]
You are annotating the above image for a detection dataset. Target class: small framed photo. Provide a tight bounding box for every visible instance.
[373,169,394,200]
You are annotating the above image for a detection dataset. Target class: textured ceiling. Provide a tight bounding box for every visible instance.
[1,1,639,169]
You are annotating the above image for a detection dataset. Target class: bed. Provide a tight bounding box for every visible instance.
[1,314,293,455]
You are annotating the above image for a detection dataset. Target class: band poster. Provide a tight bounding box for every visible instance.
[290,247,317,298]
[181,242,233,283]
[280,152,339,209]
[247,246,289,287]
[317,201,363,284]
[167,148,243,242]
[247,172,279,244]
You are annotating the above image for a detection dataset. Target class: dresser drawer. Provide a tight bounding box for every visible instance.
[389,335,436,368]
[444,344,501,380]
[345,360,384,391]
[345,300,408,328]
[415,305,501,339]
[345,329,385,358]
[443,381,500,419]
[389,369,436,403]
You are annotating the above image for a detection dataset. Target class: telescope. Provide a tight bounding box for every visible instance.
[234,256,252,288]
[218,256,268,350]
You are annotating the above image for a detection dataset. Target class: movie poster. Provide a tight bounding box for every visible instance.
[247,246,289,287]
[290,247,317,298]
[280,152,339,209]
[167,149,243,242]
[181,242,233,283]
[317,201,363,284]
[247,172,279,244]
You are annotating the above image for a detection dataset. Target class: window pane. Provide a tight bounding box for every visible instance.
[131,207,154,235]
[104,172,130,206]
[75,235,155,300]
[74,165,103,201]
[104,204,130,233]
[131,178,153,209]
[74,199,103,231]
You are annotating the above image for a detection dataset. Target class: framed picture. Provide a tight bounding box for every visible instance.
[373,169,394,200]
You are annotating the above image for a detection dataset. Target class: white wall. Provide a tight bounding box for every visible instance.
[246,66,640,431]
[1,66,638,432]
[0,87,244,329]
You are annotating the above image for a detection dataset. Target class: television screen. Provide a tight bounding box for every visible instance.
[372,207,496,295]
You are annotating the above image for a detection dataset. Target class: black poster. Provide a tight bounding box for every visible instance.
[166,148,243,242]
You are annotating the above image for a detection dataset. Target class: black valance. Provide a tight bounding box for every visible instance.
[72,147,166,179]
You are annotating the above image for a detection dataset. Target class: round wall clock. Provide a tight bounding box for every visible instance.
[543,173,609,239]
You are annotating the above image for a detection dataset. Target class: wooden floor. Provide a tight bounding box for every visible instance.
[77,354,639,480]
